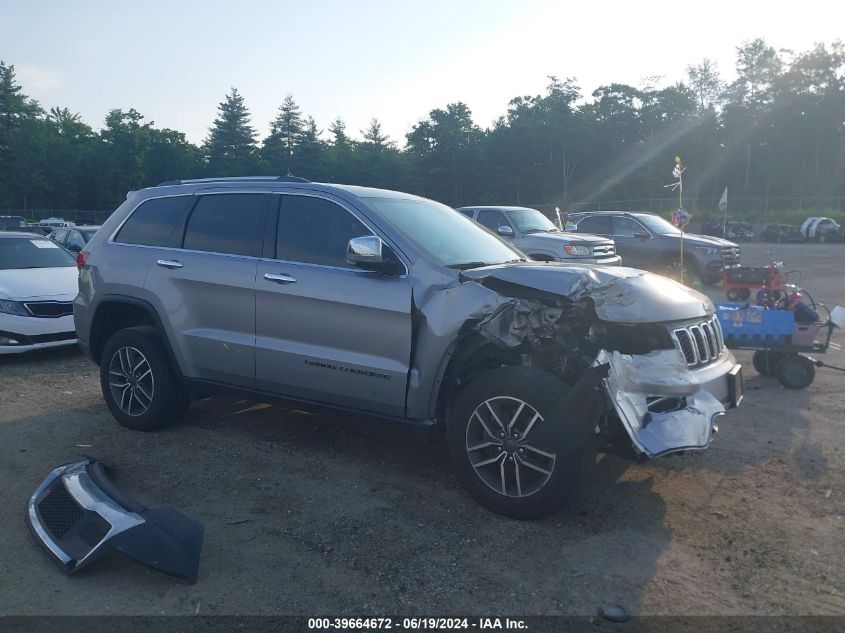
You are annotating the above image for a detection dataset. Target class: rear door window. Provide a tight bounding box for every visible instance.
[115,196,191,247]
[576,215,611,234]
[276,195,372,267]
[183,193,268,257]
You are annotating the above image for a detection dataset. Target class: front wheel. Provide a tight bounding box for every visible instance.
[446,366,594,519]
[100,326,190,431]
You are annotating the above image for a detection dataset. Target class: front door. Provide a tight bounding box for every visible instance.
[255,193,412,417]
[610,215,653,269]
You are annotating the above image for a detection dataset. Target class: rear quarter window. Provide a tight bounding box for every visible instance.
[114,196,191,247]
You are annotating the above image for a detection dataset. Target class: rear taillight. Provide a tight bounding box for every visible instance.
[76,251,88,271]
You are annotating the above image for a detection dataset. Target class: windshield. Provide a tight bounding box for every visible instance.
[507,208,558,233]
[638,214,681,235]
[0,238,76,270]
[364,197,524,268]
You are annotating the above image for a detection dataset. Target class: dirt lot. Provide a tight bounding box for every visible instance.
[0,242,843,616]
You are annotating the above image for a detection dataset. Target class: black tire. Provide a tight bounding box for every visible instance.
[99,326,190,431]
[752,350,784,377]
[776,355,816,390]
[726,288,740,301]
[737,288,752,301]
[446,366,595,519]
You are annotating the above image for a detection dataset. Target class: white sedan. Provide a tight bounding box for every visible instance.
[0,232,79,354]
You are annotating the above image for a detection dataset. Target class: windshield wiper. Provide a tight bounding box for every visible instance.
[446,262,490,270]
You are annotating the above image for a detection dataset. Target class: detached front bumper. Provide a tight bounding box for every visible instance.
[596,348,742,458]
[28,457,203,582]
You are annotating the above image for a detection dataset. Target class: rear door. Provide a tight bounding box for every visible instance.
[255,192,412,417]
[142,191,269,388]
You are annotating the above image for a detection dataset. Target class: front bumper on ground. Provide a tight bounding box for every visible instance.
[596,348,742,458]
[28,457,203,583]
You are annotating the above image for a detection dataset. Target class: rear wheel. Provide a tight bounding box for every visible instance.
[752,350,784,377]
[776,354,816,389]
[100,326,190,430]
[447,366,595,519]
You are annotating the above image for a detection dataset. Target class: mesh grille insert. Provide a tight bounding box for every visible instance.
[38,483,84,540]
[676,330,696,364]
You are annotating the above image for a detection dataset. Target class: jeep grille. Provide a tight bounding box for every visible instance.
[671,317,723,366]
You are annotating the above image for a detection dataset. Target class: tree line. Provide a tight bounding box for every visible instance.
[1,38,843,214]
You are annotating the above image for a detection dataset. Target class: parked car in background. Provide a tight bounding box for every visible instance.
[456,206,620,265]
[701,219,753,242]
[38,217,75,229]
[568,211,741,285]
[760,223,804,243]
[74,177,742,519]
[0,215,29,231]
[800,217,843,243]
[0,232,79,354]
[50,225,102,253]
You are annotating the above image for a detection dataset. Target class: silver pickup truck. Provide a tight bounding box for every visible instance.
[457,205,621,266]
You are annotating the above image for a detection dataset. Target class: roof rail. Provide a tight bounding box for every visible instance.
[156,176,310,187]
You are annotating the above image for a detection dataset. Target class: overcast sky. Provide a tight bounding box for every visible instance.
[3,0,843,145]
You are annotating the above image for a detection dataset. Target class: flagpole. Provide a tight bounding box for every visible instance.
[679,172,684,285]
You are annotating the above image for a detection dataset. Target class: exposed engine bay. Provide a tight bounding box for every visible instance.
[452,264,743,459]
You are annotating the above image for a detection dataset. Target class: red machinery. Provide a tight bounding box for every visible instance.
[723,260,787,302]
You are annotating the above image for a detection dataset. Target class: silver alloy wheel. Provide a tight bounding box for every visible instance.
[108,346,155,416]
[465,396,556,498]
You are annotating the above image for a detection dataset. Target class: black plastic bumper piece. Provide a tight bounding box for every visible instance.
[27,457,203,583]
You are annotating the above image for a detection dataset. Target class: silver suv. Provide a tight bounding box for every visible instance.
[457,206,620,265]
[74,177,742,519]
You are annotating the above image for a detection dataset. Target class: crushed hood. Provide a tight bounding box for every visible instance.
[461,262,714,324]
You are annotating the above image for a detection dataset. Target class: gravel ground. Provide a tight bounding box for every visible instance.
[0,242,843,616]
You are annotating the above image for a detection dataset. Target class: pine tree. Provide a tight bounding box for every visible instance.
[263,94,303,173]
[362,117,390,149]
[204,88,257,175]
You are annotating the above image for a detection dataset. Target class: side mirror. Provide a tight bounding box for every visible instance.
[634,232,650,239]
[497,225,514,237]
[347,236,403,275]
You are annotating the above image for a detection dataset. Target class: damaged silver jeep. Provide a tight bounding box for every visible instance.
[74,178,742,519]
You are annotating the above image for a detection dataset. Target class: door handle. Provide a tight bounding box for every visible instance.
[264,273,297,284]
[157,259,183,269]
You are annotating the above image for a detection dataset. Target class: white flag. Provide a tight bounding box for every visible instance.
[718,187,728,212]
